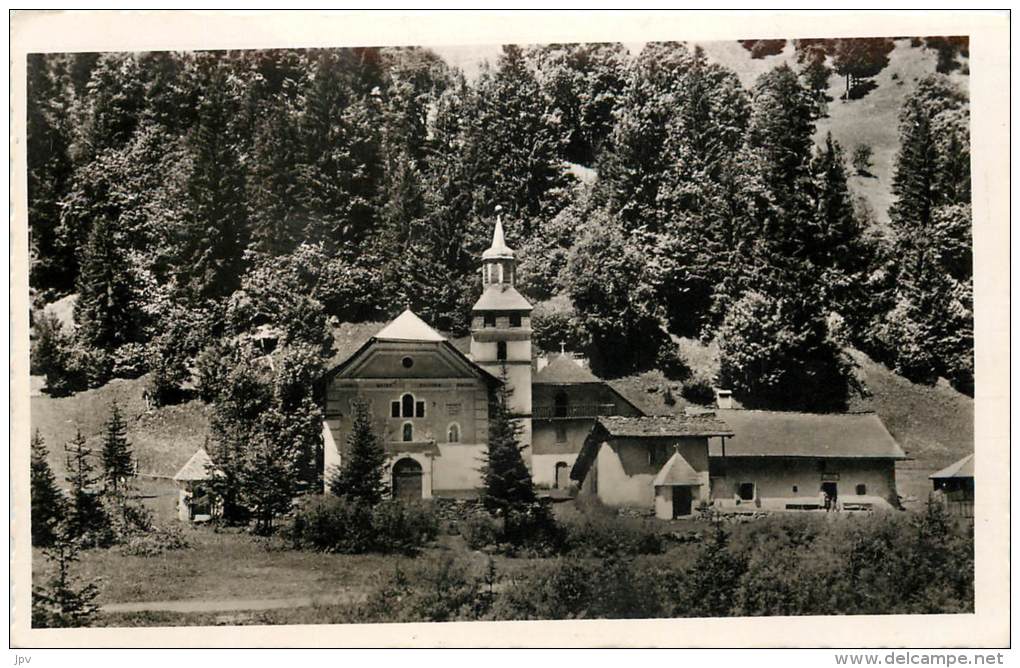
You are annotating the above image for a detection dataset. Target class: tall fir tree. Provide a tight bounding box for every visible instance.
[100,401,134,494]
[31,530,101,628]
[31,430,66,548]
[329,398,388,504]
[63,429,109,546]
[479,370,536,516]
[74,214,140,354]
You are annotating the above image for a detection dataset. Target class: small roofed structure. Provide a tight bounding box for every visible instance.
[173,448,220,522]
[930,454,974,518]
[572,415,734,519]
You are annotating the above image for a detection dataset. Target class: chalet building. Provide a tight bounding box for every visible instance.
[571,410,908,517]
[709,409,908,512]
[532,354,643,489]
[929,454,974,518]
[571,415,735,519]
[321,214,638,498]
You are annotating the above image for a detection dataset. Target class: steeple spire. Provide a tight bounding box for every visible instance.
[482,205,514,260]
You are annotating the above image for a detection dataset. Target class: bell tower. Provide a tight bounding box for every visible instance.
[470,207,533,456]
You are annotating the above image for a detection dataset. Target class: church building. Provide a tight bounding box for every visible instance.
[321,213,641,498]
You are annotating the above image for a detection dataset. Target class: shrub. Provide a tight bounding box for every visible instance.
[119,524,190,557]
[681,374,717,405]
[460,512,501,550]
[370,500,439,555]
[493,556,660,620]
[655,341,691,381]
[562,512,664,557]
[353,555,493,623]
[288,495,438,555]
[111,343,149,379]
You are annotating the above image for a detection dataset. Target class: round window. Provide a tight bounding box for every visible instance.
[401,356,414,368]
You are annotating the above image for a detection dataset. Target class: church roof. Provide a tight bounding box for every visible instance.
[375,309,447,342]
[930,454,974,479]
[472,285,533,312]
[534,354,602,384]
[482,213,515,260]
[173,448,216,482]
[653,450,702,486]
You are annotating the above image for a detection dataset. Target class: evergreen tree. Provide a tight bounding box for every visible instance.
[480,370,536,518]
[63,430,110,546]
[74,214,140,355]
[329,398,388,504]
[678,522,746,617]
[179,62,249,302]
[31,529,101,628]
[100,401,134,494]
[31,431,66,548]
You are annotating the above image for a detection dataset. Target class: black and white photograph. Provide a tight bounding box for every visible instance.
[9,9,1010,651]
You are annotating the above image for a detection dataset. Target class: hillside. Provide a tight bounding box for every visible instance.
[697,38,969,228]
[30,375,211,481]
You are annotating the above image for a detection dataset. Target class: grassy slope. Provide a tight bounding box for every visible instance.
[698,38,969,228]
[30,375,210,481]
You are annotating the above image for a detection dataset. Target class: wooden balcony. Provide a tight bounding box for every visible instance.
[532,403,617,420]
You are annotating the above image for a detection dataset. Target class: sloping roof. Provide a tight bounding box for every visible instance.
[653,450,702,486]
[596,415,734,439]
[482,214,515,260]
[173,448,215,482]
[472,285,533,312]
[709,409,907,459]
[930,454,974,479]
[534,354,602,384]
[375,309,446,342]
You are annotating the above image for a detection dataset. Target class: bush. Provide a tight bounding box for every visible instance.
[119,524,190,557]
[460,512,501,550]
[493,556,661,620]
[288,495,438,555]
[561,512,665,557]
[111,343,149,379]
[352,555,494,623]
[681,374,717,405]
[655,341,691,381]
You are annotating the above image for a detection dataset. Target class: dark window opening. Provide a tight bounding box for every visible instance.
[496,341,507,361]
[509,314,522,327]
[554,391,568,418]
[855,484,867,496]
[391,401,400,418]
[401,393,414,418]
[415,400,426,418]
[401,356,414,368]
[402,423,413,442]
[483,314,496,327]
[738,482,755,501]
[792,485,799,493]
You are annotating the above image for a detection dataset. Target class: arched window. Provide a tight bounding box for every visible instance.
[402,422,414,442]
[497,341,507,361]
[401,393,414,418]
[554,462,570,489]
[554,391,568,418]
[447,423,460,443]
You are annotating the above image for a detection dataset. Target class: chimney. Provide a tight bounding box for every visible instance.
[714,388,733,409]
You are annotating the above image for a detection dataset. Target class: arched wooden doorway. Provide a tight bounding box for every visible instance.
[392,458,424,500]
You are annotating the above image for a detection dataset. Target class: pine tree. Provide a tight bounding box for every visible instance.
[329,398,388,504]
[63,430,109,546]
[31,431,66,548]
[100,401,134,495]
[74,214,140,356]
[479,370,536,520]
[31,529,101,628]
[679,522,746,617]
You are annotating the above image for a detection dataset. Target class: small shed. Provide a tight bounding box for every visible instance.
[173,448,220,522]
[930,454,974,518]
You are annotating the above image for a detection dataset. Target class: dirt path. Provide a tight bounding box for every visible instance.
[102,591,366,614]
